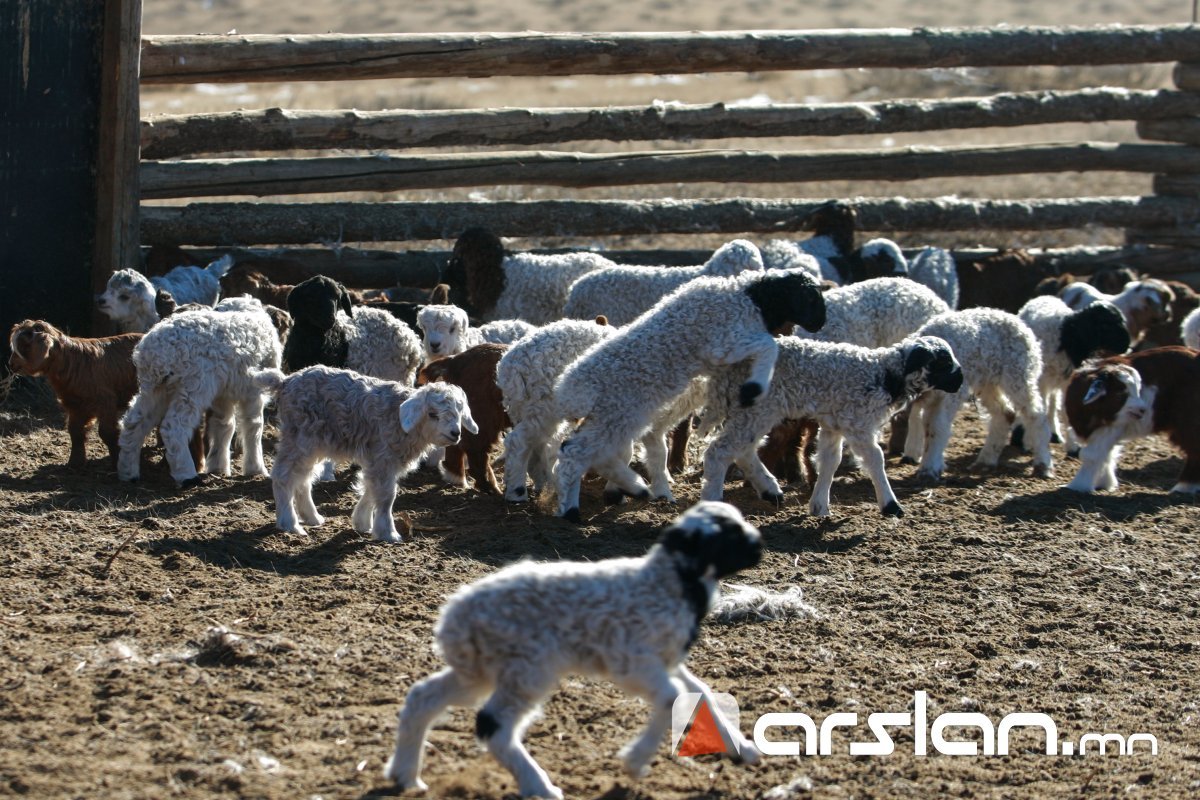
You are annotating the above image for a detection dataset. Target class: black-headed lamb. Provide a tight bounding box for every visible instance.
[553,269,826,521]
[701,335,963,517]
[384,501,763,798]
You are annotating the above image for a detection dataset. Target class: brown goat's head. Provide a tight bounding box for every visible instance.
[8,320,62,376]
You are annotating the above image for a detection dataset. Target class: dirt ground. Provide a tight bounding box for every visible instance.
[1,386,1198,799]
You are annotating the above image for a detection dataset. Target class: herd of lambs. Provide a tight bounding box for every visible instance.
[7,201,1200,795]
[9,204,1200,526]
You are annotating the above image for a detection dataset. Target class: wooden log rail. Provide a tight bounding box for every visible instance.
[140,142,1200,198]
[139,196,1200,246]
[141,89,1200,159]
[164,243,1200,289]
[140,25,1200,84]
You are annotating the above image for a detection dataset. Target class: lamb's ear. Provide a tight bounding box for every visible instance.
[135,282,158,315]
[661,522,697,555]
[399,393,425,432]
[460,400,479,435]
[339,286,354,317]
[903,342,936,374]
[1083,378,1108,404]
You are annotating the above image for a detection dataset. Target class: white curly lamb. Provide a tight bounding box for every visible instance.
[252,366,477,541]
[1182,306,1200,350]
[384,501,763,799]
[701,336,963,517]
[905,308,1053,479]
[416,303,535,362]
[96,255,234,333]
[800,277,950,348]
[117,304,281,485]
[1017,296,1131,447]
[496,318,616,503]
[553,269,826,521]
[562,239,766,326]
[444,227,617,324]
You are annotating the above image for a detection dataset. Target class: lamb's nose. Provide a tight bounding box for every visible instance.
[449,428,460,440]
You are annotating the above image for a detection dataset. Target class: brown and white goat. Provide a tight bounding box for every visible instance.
[416,342,510,494]
[1064,347,1200,494]
[7,321,141,468]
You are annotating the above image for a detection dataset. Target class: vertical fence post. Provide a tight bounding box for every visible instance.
[1132,62,1200,249]
[93,0,143,322]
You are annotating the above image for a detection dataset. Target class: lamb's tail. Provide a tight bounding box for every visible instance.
[250,367,286,394]
[205,254,235,281]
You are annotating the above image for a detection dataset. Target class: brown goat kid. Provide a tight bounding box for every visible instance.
[7,321,141,468]
[416,343,511,494]
[1064,347,1200,494]
[958,249,1055,313]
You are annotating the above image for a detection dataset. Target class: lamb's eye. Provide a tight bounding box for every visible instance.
[448,326,456,334]
[428,411,438,420]
[118,293,129,301]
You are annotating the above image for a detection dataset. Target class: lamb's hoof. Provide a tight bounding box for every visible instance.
[1063,483,1095,494]
[603,488,627,506]
[653,493,677,504]
[916,468,942,483]
[760,490,784,506]
[178,474,209,489]
[900,456,918,466]
[1032,463,1053,479]
[507,485,529,503]
[562,507,581,523]
[881,500,904,517]
[738,381,763,408]
[374,530,404,544]
[1066,448,1081,459]
[634,488,651,500]
[1049,432,1063,445]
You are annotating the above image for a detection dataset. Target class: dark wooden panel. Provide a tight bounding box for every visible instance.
[1,0,106,339]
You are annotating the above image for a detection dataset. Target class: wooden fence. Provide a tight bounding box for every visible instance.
[136,25,1200,286]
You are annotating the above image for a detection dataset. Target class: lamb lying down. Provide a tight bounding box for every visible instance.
[385,501,764,799]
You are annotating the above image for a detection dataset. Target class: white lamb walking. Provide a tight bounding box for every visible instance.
[384,501,764,799]
[905,308,1053,479]
[117,304,280,485]
[701,335,963,517]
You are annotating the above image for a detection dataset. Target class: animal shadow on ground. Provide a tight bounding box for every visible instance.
[990,485,1193,523]
[140,527,370,577]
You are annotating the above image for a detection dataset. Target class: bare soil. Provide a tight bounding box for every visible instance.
[2,390,1198,799]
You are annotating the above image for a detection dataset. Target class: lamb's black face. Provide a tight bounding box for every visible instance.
[904,337,964,395]
[1060,302,1131,367]
[287,275,346,330]
[745,273,827,335]
[662,501,763,579]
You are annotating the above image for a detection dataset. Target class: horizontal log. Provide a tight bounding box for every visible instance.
[157,244,1200,285]
[141,89,1200,159]
[1153,173,1200,197]
[150,246,718,287]
[141,25,1200,84]
[1126,228,1200,247]
[139,196,1200,246]
[1174,62,1200,92]
[140,143,1200,199]
[1138,118,1200,145]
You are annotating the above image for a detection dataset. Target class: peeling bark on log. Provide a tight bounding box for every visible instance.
[141,89,1200,158]
[141,26,1200,84]
[139,196,1200,246]
[139,143,1200,199]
